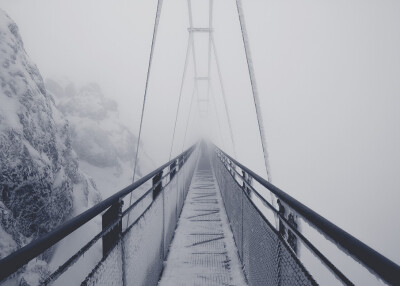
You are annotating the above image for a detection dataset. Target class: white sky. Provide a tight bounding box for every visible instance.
[1,0,399,280]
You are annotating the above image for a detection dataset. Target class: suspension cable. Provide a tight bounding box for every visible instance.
[210,81,225,148]
[182,0,200,151]
[211,34,237,157]
[182,83,197,151]
[206,0,223,150]
[169,34,193,159]
[207,0,213,104]
[187,0,199,79]
[127,0,164,227]
[235,0,272,181]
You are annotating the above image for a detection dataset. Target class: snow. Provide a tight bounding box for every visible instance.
[123,192,164,286]
[0,9,102,285]
[0,18,153,284]
[83,243,123,286]
[48,171,102,286]
[83,148,197,286]
[48,217,103,286]
[0,224,17,259]
[0,93,22,133]
[159,158,247,286]
[79,160,132,199]
[19,260,49,286]
[52,167,66,189]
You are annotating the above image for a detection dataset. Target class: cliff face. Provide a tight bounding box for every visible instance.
[0,8,157,285]
[0,8,100,280]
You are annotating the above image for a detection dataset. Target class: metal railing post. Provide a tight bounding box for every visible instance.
[173,159,179,224]
[154,170,165,260]
[277,199,286,239]
[230,160,236,178]
[101,198,126,286]
[102,198,123,257]
[277,199,298,254]
[153,170,163,200]
[170,160,177,180]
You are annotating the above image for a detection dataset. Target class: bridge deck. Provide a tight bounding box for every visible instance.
[159,158,247,286]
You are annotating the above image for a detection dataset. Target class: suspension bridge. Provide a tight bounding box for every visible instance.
[1,0,400,285]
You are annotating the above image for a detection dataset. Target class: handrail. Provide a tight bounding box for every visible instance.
[215,146,400,286]
[0,144,196,282]
[216,152,352,285]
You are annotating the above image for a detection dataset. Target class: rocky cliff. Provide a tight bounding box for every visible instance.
[0,9,101,285]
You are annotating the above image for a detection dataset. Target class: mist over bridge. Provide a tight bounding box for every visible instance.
[1,0,400,285]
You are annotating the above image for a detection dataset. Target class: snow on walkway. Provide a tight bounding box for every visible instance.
[159,157,247,286]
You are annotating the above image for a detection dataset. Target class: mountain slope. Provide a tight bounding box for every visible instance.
[0,9,101,285]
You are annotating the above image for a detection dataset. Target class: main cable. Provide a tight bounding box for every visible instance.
[235,0,272,181]
[182,0,200,151]
[169,33,193,160]
[211,34,236,157]
[235,0,281,232]
[127,0,164,227]
[207,0,213,105]
[182,83,197,151]
[210,81,225,148]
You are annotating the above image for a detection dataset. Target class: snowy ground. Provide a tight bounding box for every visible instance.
[159,158,247,286]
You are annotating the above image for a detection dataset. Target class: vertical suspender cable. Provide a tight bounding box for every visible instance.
[235,0,272,181]
[169,34,192,160]
[211,35,237,157]
[124,1,164,284]
[210,81,225,148]
[127,0,164,226]
[235,0,281,236]
[183,0,200,151]
[188,0,199,105]
[188,0,198,79]
[207,0,213,105]
[182,84,197,151]
[168,33,192,229]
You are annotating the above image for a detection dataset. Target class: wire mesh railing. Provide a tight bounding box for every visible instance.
[0,145,198,285]
[213,149,317,286]
[213,146,400,286]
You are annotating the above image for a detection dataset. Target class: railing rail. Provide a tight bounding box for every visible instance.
[215,146,400,286]
[0,144,196,283]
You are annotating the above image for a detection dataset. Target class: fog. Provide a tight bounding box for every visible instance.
[1,0,399,274]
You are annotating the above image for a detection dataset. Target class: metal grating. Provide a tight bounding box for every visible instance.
[213,154,317,286]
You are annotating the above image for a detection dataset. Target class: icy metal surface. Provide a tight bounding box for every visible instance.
[213,155,317,286]
[163,158,196,258]
[123,194,163,286]
[159,156,247,286]
[83,244,123,286]
[81,151,197,286]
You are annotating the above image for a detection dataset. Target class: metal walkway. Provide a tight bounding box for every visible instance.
[1,145,399,285]
[159,157,247,286]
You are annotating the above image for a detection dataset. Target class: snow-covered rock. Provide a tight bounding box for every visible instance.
[0,9,101,284]
[46,79,154,198]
